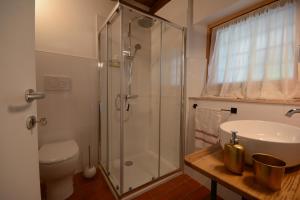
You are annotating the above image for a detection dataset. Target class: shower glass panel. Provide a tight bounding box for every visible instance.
[121,7,161,192]
[99,25,108,171]
[98,3,185,196]
[160,23,183,176]
[108,12,122,194]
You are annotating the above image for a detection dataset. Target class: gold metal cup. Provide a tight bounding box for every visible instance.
[252,153,286,191]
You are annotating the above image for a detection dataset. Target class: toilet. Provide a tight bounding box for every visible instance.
[39,140,79,200]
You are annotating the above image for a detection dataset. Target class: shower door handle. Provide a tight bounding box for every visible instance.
[115,94,130,111]
[115,94,121,111]
[126,94,138,100]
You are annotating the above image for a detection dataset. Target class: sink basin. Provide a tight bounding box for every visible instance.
[219,120,300,167]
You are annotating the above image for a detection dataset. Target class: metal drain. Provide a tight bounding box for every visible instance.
[124,161,133,166]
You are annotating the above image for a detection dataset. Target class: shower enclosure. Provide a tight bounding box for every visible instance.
[98,3,185,196]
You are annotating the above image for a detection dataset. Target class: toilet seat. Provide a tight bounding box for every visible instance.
[39,140,79,165]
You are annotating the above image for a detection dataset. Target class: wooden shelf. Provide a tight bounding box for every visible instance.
[184,145,300,200]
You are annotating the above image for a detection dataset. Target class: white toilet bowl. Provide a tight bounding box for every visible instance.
[39,140,79,200]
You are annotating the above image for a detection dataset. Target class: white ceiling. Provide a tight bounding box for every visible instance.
[156,0,265,27]
[195,0,265,25]
[155,0,188,27]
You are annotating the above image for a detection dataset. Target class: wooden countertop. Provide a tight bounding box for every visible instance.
[184,145,300,200]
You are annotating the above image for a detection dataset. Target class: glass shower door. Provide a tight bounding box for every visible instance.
[99,25,108,171]
[99,11,122,194]
[98,4,185,196]
[121,7,160,192]
[160,23,183,176]
[107,12,122,194]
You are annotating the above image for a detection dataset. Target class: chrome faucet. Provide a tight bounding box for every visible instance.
[285,108,300,117]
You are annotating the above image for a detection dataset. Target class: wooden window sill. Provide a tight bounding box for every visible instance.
[189,96,300,106]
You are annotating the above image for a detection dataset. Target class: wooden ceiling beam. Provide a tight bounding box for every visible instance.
[149,0,171,14]
[120,0,171,14]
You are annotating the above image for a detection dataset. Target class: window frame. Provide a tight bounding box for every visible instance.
[203,0,300,102]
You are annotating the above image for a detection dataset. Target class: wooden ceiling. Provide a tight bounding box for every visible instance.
[120,0,171,14]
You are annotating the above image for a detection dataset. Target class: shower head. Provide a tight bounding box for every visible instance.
[137,17,155,28]
[128,16,155,38]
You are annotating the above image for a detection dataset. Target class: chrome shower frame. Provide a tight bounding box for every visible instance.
[97,2,186,198]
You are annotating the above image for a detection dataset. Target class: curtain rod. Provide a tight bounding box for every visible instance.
[208,0,281,30]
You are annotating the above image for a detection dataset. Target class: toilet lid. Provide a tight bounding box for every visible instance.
[39,140,79,164]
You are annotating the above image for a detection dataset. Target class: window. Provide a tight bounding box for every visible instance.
[203,1,299,100]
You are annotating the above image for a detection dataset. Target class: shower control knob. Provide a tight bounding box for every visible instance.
[26,115,47,130]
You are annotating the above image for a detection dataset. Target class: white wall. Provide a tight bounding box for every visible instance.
[156,0,187,27]
[159,0,300,147]
[158,0,300,200]
[35,0,116,170]
[185,99,300,200]
[35,0,116,59]
[193,0,265,24]
[36,51,99,169]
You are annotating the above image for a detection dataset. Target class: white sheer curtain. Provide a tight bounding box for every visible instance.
[203,1,299,100]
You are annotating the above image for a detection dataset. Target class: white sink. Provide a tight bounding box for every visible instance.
[219,120,300,167]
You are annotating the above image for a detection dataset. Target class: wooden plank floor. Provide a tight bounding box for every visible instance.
[67,170,115,200]
[133,174,215,200]
[67,170,219,200]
